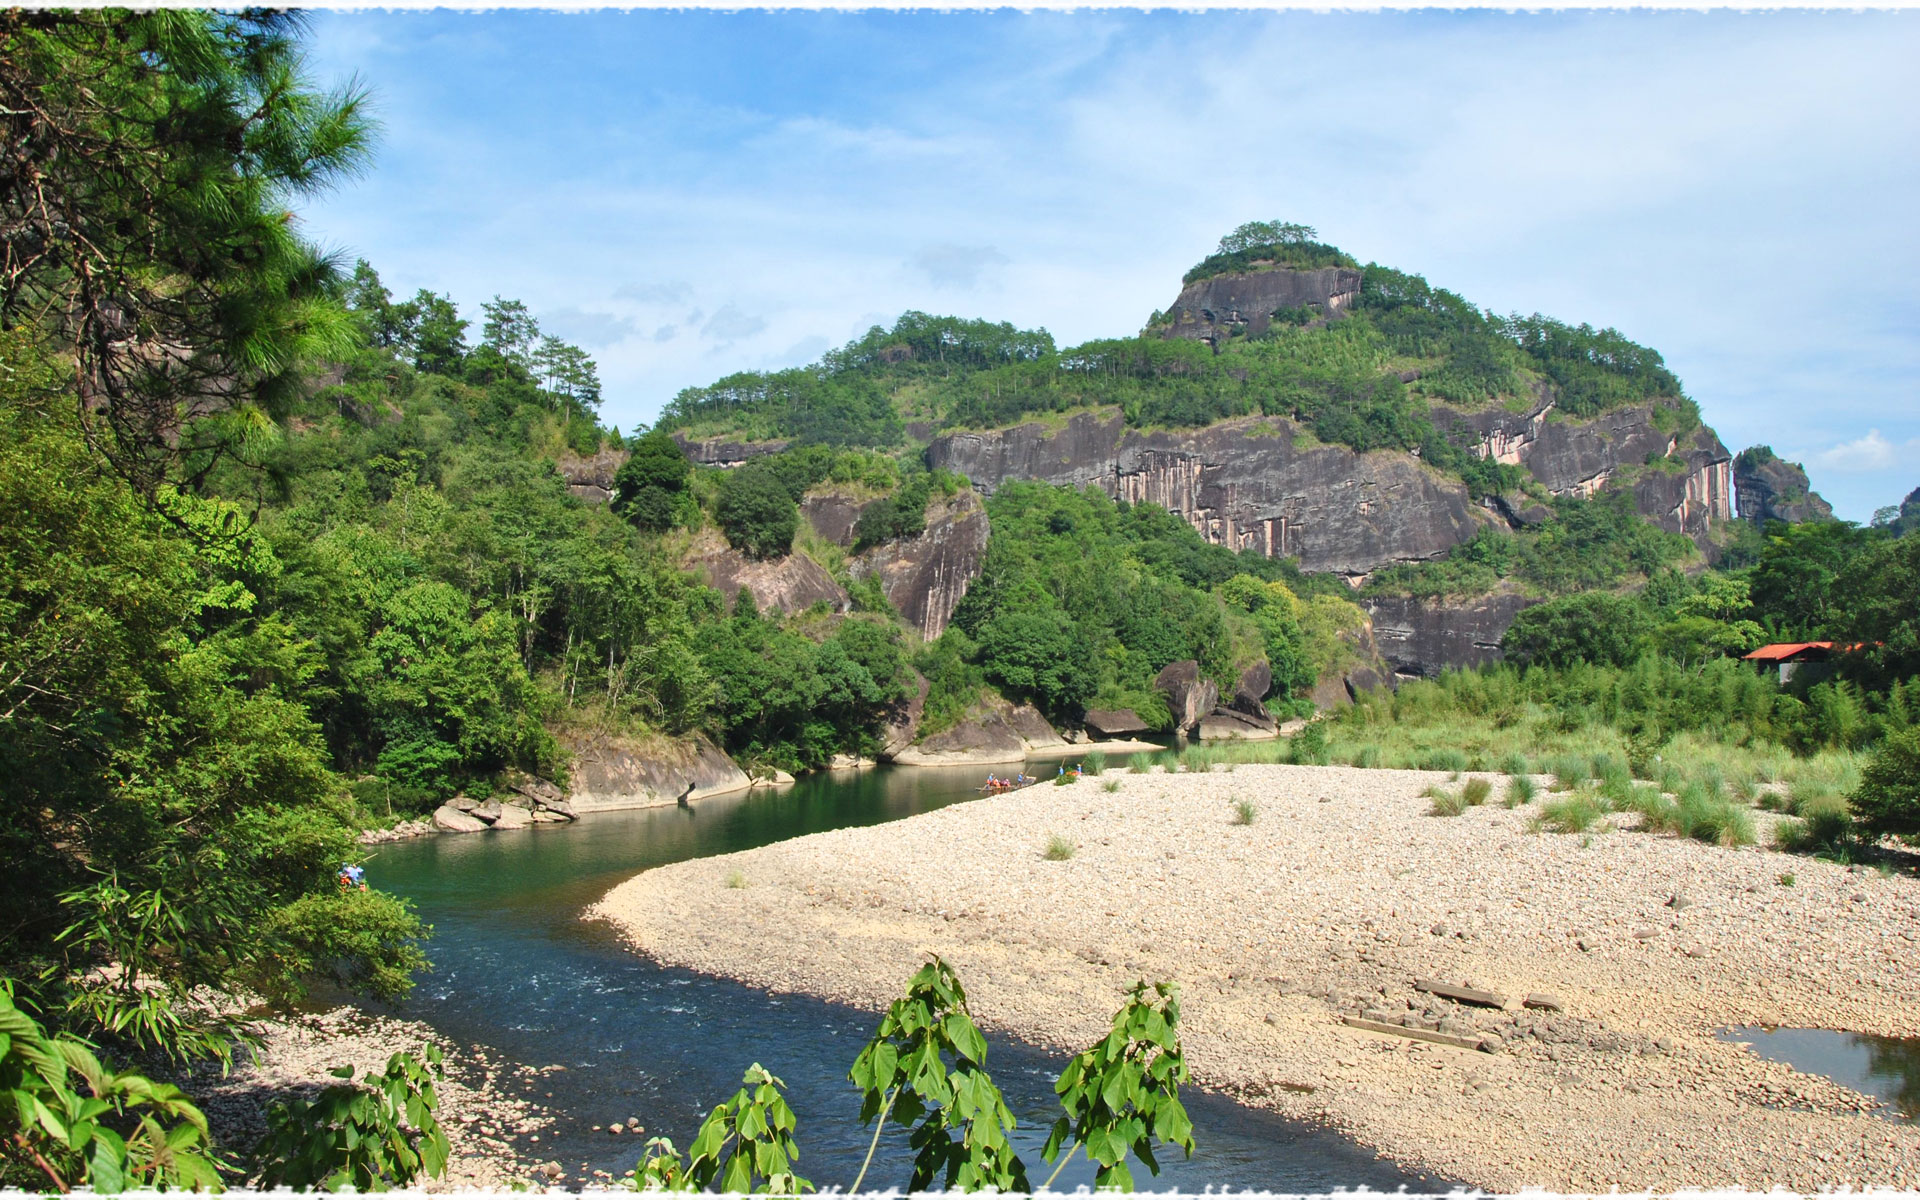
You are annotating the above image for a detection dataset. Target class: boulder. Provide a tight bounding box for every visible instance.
[504,772,566,807]
[530,809,570,823]
[470,799,504,824]
[827,753,868,770]
[1197,708,1277,741]
[892,703,1028,767]
[449,796,479,813]
[564,731,752,812]
[491,803,535,829]
[1005,704,1064,749]
[1153,660,1218,734]
[1364,591,1539,678]
[432,805,489,834]
[1230,662,1271,717]
[536,797,577,820]
[1084,708,1149,738]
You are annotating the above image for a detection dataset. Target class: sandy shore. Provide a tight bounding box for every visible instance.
[591,763,1920,1191]
[179,1006,560,1189]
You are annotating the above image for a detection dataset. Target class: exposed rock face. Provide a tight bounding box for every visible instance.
[1154,660,1219,734]
[432,805,488,833]
[1231,662,1272,717]
[1434,400,1733,541]
[1084,709,1150,738]
[891,699,1062,767]
[1161,266,1363,346]
[1364,592,1539,678]
[877,671,928,761]
[1197,708,1277,740]
[930,411,1488,576]
[1734,449,1834,526]
[851,491,990,640]
[800,491,874,548]
[565,732,751,811]
[694,546,849,616]
[555,446,628,505]
[671,434,790,467]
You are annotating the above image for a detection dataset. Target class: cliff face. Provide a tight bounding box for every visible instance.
[671,434,790,467]
[850,490,990,640]
[930,411,1489,577]
[691,541,850,616]
[1161,266,1363,345]
[1433,400,1733,540]
[1364,591,1538,679]
[1734,450,1834,525]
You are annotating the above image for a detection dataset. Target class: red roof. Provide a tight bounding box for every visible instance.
[1743,641,1877,662]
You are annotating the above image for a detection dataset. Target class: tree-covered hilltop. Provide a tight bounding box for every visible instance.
[655,225,1698,505]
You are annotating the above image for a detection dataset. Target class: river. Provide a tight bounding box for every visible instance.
[363,761,1443,1191]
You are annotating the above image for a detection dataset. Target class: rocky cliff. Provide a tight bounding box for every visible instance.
[1364,590,1538,679]
[1433,398,1732,540]
[849,491,989,640]
[1160,265,1363,345]
[1734,448,1833,526]
[672,434,790,467]
[930,410,1489,578]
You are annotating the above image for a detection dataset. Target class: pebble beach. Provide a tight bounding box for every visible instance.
[591,762,1920,1191]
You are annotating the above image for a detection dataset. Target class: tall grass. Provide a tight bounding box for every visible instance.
[1084,751,1107,777]
[1461,777,1493,807]
[1504,774,1537,807]
[1128,753,1154,774]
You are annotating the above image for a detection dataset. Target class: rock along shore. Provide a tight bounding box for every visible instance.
[589,763,1920,1192]
[177,1006,563,1189]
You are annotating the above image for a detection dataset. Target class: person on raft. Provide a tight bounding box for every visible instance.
[338,863,367,891]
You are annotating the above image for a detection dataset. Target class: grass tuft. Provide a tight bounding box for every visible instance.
[1101,779,1120,793]
[1129,753,1153,774]
[1230,797,1258,825]
[1504,774,1537,807]
[1085,751,1107,777]
[1427,785,1467,817]
[724,870,748,889]
[1043,835,1076,861]
[1461,777,1492,807]
[1535,793,1605,833]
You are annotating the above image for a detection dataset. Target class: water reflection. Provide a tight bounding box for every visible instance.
[362,763,1442,1190]
[1721,1026,1920,1121]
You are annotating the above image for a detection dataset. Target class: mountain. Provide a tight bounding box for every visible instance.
[652,235,1773,677]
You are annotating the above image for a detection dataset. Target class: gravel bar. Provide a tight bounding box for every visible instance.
[591,764,1920,1191]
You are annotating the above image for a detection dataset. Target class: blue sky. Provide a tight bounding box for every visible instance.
[301,9,1919,521]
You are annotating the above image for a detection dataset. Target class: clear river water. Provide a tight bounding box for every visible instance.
[362,761,1445,1191]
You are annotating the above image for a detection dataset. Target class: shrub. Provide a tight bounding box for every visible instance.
[254,1048,450,1190]
[1777,794,1854,852]
[716,464,799,559]
[1230,798,1258,825]
[1290,722,1330,765]
[1851,727,1920,836]
[1043,835,1077,861]
[1505,774,1537,807]
[1350,744,1383,769]
[1461,777,1492,807]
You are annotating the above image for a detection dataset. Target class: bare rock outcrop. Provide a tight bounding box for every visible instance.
[670,434,790,467]
[850,491,990,640]
[1197,708,1278,740]
[565,732,751,811]
[1084,709,1150,738]
[555,446,629,505]
[1434,399,1733,543]
[891,697,1062,767]
[1365,591,1539,679]
[1735,447,1834,526]
[693,546,849,617]
[1154,660,1219,734]
[800,491,875,548]
[1160,265,1363,346]
[930,411,1487,577]
[877,671,929,761]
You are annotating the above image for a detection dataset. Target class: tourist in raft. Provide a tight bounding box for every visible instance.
[338,863,366,891]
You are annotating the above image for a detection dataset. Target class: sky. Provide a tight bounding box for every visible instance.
[300,9,1920,522]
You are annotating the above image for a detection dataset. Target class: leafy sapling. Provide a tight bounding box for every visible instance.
[631,1064,810,1194]
[1042,981,1195,1191]
[846,956,1029,1192]
[253,1046,450,1190]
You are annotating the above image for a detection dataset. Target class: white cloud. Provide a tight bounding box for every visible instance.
[911,243,1009,290]
[1806,429,1920,475]
[700,303,768,347]
[541,306,638,348]
[614,281,694,306]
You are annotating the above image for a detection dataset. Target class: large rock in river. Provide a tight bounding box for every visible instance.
[432,805,489,833]
[892,699,1063,767]
[1154,660,1219,734]
[1085,708,1150,738]
[565,732,752,812]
